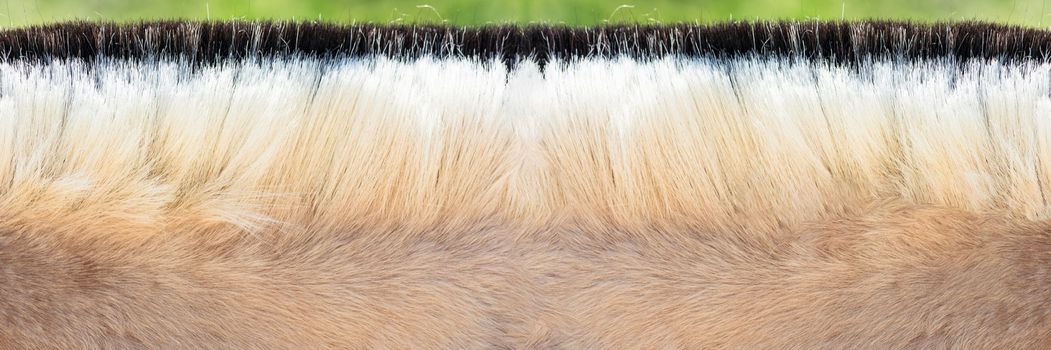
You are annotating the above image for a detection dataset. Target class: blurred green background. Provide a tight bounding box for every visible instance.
[3,0,1051,27]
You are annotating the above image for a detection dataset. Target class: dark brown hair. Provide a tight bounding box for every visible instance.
[1,21,1049,67]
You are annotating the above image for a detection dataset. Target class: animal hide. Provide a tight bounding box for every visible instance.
[0,21,1049,348]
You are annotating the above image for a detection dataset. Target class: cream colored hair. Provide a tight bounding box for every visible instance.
[1,56,1049,348]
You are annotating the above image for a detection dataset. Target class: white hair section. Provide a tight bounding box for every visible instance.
[0,56,1049,236]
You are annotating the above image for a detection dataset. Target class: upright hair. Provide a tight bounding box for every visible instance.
[1,21,1050,348]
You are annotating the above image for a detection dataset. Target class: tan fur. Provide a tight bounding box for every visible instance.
[0,57,1049,348]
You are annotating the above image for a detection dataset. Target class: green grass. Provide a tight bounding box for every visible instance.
[4,0,1051,27]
